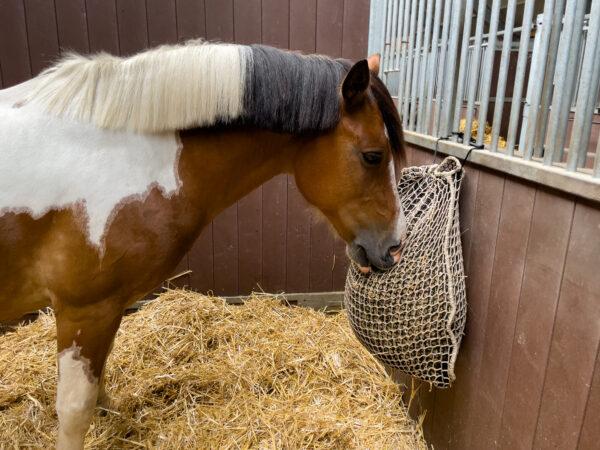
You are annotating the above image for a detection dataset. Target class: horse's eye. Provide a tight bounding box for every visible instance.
[362,151,383,165]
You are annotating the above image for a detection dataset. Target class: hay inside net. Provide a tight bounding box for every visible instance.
[345,156,467,388]
[0,290,426,449]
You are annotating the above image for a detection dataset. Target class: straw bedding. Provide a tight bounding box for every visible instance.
[0,290,426,449]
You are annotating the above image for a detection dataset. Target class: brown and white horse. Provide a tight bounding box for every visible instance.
[0,42,406,449]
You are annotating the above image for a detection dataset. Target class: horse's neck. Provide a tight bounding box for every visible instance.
[178,129,303,223]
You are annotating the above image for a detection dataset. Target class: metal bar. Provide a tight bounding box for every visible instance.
[534,0,567,157]
[475,0,502,146]
[439,0,462,138]
[409,0,426,130]
[379,0,390,77]
[417,0,434,133]
[505,0,535,156]
[451,0,476,142]
[368,0,386,61]
[394,0,406,69]
[463,0,487,143]
[567,0,600,171]
[594,127,600,177]
[386,0,399,72]
[396,0,411,119]
[423,0,443,135]
[402,0,418,128]
[544,0,586,165]
[383,0,394,75]
[433,0,452,136]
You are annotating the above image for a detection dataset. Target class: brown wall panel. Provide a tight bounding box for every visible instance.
[262,175,288,293]
[579,350,600,450]
[86,0,119,54]
[146,0,178,47]
[316,0,344,58]
[498,188,574,450]
[0,0,31,87]
[116,0,148,55]
[238,189,263,294]
[205,0,233,42]
[286,178,311,293]
[55,0,89,54]
[23,0,59,76]
[189,225,214,294]
[234,0,261,45]
[342,0,370,61]
[213,205,239,296]
[262,0,289,48]
[176,0,206,41]
[534,201,600,450]
[289,0,316,53]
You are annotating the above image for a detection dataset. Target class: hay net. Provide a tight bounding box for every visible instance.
[344,156,467,388]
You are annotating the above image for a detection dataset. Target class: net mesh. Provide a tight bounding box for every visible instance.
[344,156,467,388]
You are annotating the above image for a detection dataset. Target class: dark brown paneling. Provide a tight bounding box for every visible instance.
[175,0,206,41]
[579,349,600,450]
[469,178,536,448]
[146,0,178,47]
[189,225,214,294]
[233,0,261,44]
[116,0,148,56]
[262,175,288,293]
[286,178,311,293]
[55,0,89,54]
[498,188,574,450]
[262,0,289,49]
[0,0,31,86]
[213,205,239,296]
[289,0,316,52]
[316,0,344,58]
[332,237,349,290]
[24,0,59,75]
[342,0,370,61]
[308,218,334,291]
[238,189,262,294]
[534,201,600,450]
[86,0,119,54]
[205,0,233,42]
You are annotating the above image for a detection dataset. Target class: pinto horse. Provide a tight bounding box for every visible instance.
[0,42,406,449]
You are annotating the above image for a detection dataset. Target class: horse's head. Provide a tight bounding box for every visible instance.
[294,55,407,273]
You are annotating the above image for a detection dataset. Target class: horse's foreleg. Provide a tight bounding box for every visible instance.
[54,300,123,450]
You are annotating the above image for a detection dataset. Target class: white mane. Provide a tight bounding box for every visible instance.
[26,41,250,134]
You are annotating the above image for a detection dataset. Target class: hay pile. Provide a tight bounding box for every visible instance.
[460,118,507,148]
[0,290,426,449]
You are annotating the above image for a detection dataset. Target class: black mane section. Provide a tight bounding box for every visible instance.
[370,74,405,162]
[244,45,350,133]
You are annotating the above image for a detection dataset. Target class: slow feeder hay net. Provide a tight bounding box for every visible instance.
[345,156,467,388]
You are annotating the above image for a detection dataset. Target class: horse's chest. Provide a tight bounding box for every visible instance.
[0,104,182,251]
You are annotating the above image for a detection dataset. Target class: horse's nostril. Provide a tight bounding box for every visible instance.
[388,242,402,255]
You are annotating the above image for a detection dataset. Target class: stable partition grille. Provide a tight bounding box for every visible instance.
[368,0,600,198]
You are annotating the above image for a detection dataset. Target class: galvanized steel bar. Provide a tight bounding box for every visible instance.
[386,0,399,72]
[368,0,386,62]
[475,0,502,146]
[451,0,476,142]
[402,0,418,128]
[417,0,434,133]
[396,0,411,118]
[433,0,453,136]
[544,0,586,165]
[567,0,600,171]
[463,0,487,144]
[423,0,443,135]
[505,0,535,156]
[409,0,426,130]
[534,0,566,157]
[383,0,394,76]
[439,0,462,138]
[594,129,600,177]
[393,0,406,69]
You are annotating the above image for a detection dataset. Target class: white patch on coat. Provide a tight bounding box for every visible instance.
[56,343,99,450]
[0,91,181,252]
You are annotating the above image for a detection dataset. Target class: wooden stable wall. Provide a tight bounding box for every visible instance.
[0,0,371,296]
[401,144,600,450]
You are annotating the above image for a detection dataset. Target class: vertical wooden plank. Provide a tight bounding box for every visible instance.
[289,0,316,52]
[332,237,350,290]
[579,349,600,450]
[262,0,289,49]
[342,0,370,61]
[449,169,505,450]
[533,202,600,450]
[55,0,90,54]
[86,0,119,54]
[0,0,31,86]
[469,178,536,449]
[498,189,575,450]
[176,0,206,41]
[213,205,239,296]
[308,217,335,291]
[316,0,344,58]
[24,0,60,75]
[188,225,214,294]
[116,0,148,56]
[205,0,234,42]
[458,164,480,272]
[146,0,178,46]
[238,189,263,294]
[262,175,288,293]
[233,0,261,45]
[286,178,311,293]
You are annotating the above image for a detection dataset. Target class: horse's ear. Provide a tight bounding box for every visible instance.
[342,60,370,107]
[367,53,380,73]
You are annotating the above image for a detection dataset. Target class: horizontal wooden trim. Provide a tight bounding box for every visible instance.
[404,130,600,203]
